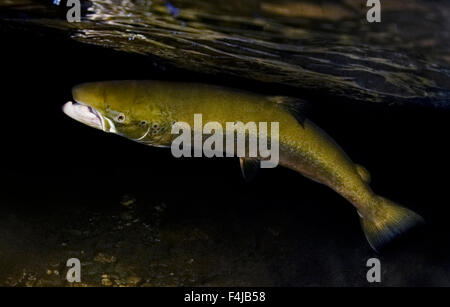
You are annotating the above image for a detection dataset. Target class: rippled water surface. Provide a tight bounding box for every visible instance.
[1,0,449,108]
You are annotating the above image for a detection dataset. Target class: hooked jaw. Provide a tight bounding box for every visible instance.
[62,100,116,133]
[62,101,104,131]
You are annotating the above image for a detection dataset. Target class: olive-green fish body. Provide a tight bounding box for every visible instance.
[64,80,423,251]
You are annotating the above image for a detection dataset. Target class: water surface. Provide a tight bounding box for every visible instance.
[1,0,449,107]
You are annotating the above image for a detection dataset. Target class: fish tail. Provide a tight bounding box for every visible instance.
[359,196,424,251]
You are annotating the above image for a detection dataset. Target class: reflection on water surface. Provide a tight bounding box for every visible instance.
[0,0,449,107]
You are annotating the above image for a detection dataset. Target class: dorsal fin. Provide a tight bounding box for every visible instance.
[267,96,309,126]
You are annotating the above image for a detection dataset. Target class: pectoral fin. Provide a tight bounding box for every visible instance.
[239,158,260,182]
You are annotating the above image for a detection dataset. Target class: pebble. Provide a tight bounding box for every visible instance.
[94,253,117,264]
[120,195,136,207]
[101,278,113,286]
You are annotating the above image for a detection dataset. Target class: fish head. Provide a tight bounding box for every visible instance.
[62,81,170,143]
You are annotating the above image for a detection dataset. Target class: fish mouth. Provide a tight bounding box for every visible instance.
[62,100,105,131]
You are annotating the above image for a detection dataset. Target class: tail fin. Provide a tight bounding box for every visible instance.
[360,197,424,251]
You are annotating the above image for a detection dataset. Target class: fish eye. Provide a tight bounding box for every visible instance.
[116,113,126,123]
[152,123,159,129]
[139,120,147,126]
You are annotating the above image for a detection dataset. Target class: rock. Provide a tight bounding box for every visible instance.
[101,278,113,286]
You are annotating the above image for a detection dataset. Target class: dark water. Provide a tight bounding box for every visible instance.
[0,0,449,287]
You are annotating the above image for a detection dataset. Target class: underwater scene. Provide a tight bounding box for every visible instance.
[0,0,449,290]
